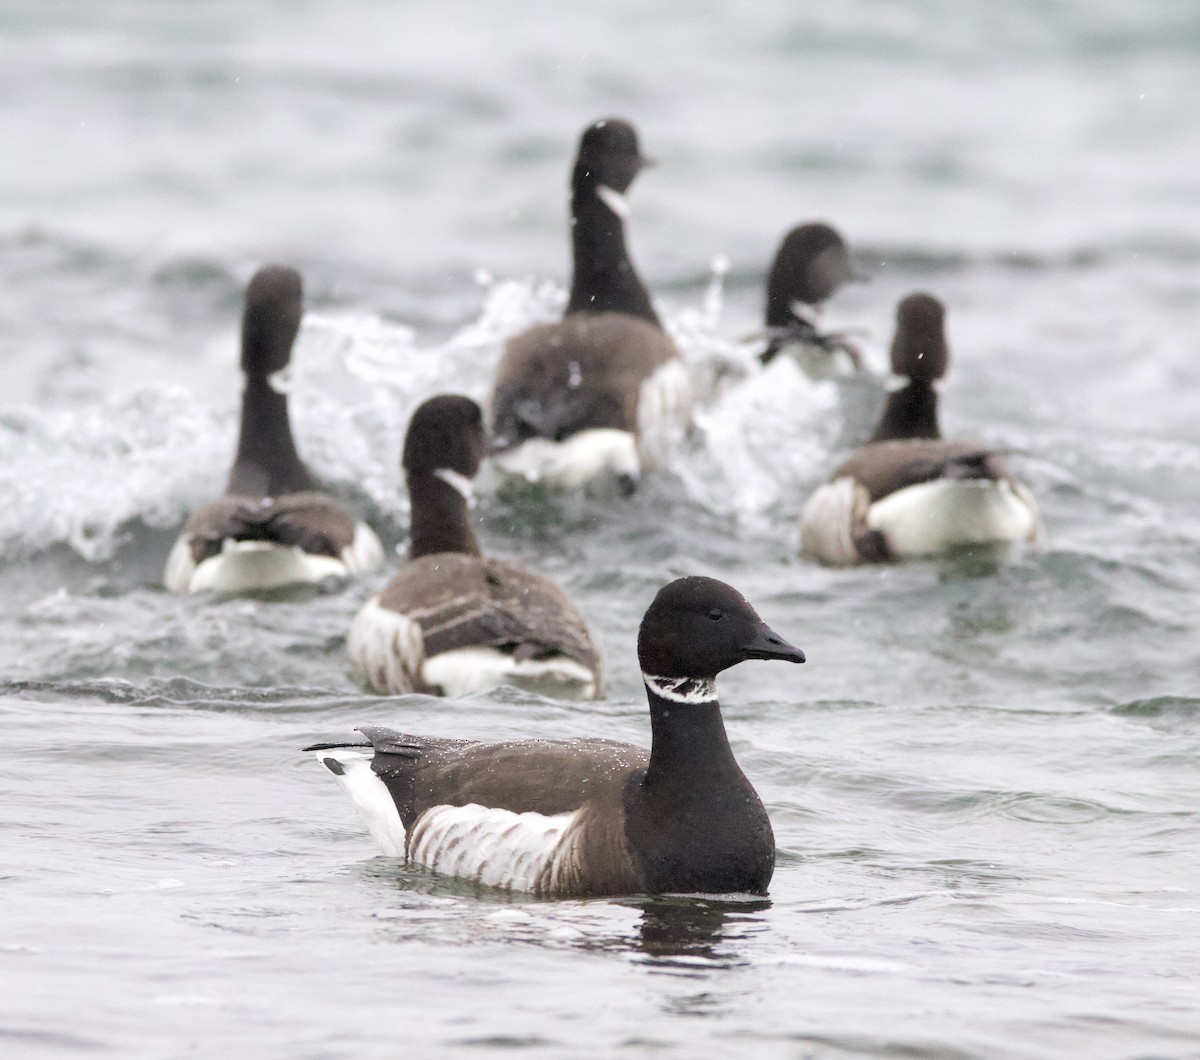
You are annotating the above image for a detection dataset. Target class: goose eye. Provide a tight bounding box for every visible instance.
[708,608,723,621]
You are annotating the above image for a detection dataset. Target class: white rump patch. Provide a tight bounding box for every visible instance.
[642,673,716,705]
[408,803,581,894]
[313,748,407,857]
[595,184,630,219]
[423,646,598,700]
[867,478,1042,558]
[347,596,426,695]
[636,359,694,469]
[172,538,348,594]
[164,521,382,594]
[490,428,640,491]
[799,476,868,567]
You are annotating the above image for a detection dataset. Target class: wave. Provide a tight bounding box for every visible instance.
[0,265,844,563]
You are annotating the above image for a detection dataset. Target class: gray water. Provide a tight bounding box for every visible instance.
[2,2,1199,1057]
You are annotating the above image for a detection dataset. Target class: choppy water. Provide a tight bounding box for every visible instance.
[2,2,1199,1057]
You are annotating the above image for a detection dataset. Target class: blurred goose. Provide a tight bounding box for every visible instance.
[164,266,383,593]
[799,292,1042,564]
[759,222,865,379]
[310,575,805,897]
[347,395,601,699]
[488,118,692,493]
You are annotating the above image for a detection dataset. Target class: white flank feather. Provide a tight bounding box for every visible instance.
[407,803,582,893]
[422,646,598,700]
[341,522,386,574]
[866,478,1042,557]
[636,359,694,469]
[347,596,426,694]
[490,428,641,490]
[312,748,407,857]
[799,476,867,567]
[163,533,199,594]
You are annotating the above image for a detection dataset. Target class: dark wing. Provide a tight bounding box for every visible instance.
[376,555,601,673]
[184,491,358,564]
[490,313,679,448]
[349,725,647,824]
[834,439,1015,503]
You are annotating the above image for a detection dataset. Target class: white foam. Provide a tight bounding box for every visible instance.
[636,359,694,471]
[0,266,847,560]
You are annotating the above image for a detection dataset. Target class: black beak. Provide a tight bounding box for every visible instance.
[742,621,806,664]
[637,153,657,171]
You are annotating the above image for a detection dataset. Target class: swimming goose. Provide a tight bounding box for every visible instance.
[310,575,805,897]
[759,222,865,379]
[799,292,1042,565]
[347,395,601,699]
[488,118,692,493]
[164,266,383,593]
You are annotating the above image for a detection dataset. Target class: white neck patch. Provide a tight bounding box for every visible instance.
[789,300,821,325]
[267,365,294,395]
[642,673,717,705]
[433,468,475,506]
[885,374,943,392]
[595,184,630,220]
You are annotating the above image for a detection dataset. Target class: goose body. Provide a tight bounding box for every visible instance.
[760,223,865,380]
[800,293,1042,565]
[165,266,382,594]
[312,576,806,897]
[166,493,383,594]
[488,119,692,492]
[347,395,601,699]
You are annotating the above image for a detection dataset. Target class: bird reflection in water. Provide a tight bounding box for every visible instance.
[632,895,772,968]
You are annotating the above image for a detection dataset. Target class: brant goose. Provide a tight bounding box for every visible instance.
[310,576,805,897]
[488,118,692,492]
[759,222,865,379]
[799,292,1042,565]
[347,395,601,699]
[164,266,384,594]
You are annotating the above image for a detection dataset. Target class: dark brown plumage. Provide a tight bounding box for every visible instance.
[165,265,382,592]
[869,291,950,443]
[376,554,600,673]
[348,394,602,697]
[832,439,1018,505]
[799,292,1042,565]
[182,491,359,566]
[765,222,858,325]
[314,576,807,898]
[488,119,687,469]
